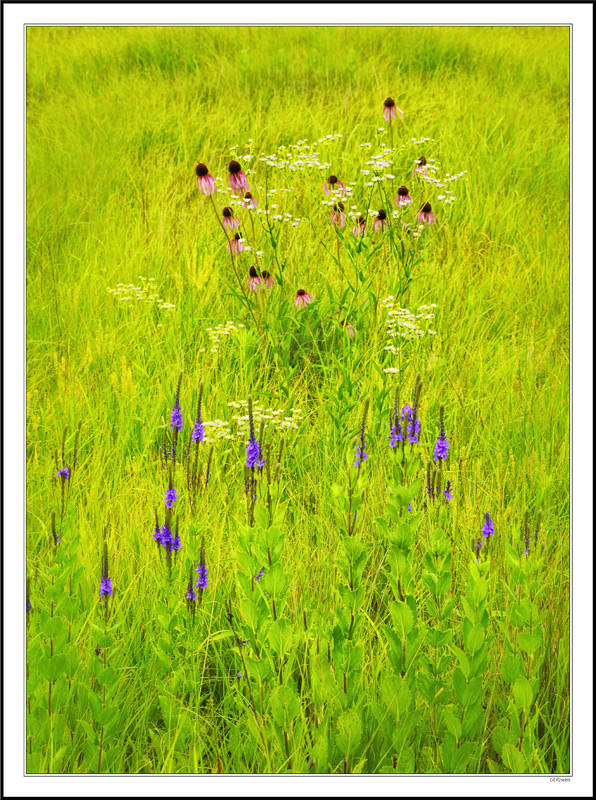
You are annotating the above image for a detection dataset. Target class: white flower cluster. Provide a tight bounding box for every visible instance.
[203,320,245,354]
[227,400,303,433]
[257,135,342,172]
[201,419,234,444]
[107,277,175,310]
[380,298,438,370]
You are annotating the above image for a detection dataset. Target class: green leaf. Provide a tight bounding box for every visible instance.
[453,667,467,706]
[442,708,462,741]
[269,684,301,728]
[501,654,525,685]
[335,708,362,758]
[464,623,485,654]
[518,628,543,655]
[462,702,484,738]
[84,740,99,769]
[513,677,533,711]
[97,666,117,686]
[390,601,414,639]
[266,617,294,655]
[451,646,470,679]
[88,690,103,725]
[37,654,67,682]
[502,743,527,773]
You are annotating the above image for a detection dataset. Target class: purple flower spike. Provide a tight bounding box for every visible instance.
[443,481,453,502]
[170,400,183,432]
[482,512,495,539]
[433,419,449,463]
[164,480,178,509]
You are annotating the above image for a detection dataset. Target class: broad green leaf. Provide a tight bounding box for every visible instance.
[335,708,362,757]
[513,677,533,711]
[464,623,485,654]
[390,601,414,639]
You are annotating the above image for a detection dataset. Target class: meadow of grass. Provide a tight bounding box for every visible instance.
[25,25,570,775]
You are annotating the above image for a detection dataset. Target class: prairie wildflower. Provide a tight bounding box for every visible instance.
[222,206,240,232]
[395,185,412,206]
[247,266,262,292]
[255,568,264,582]
[195,163,217,196]
[245,397,262,469]
[195,552,209,590]
[330,201,346,227]
[412,156,428,178]
[352,215,366,236]
[373,208,389,233]
[443,480,453,501]
[399,404,421,444]
[482,512,495,539]
[260,270,275,289]
[340,319,356,338]
[476,538,483,563]
[323,175,347,196]
[186,577,197,602]
[171,385,183,432]
[383,97,403,122]
[242,191,257,210]
[99,544,113,601]
[433,407,449,462]
[192,393,205,444]
[228,233,244,254]
[228,160,250,194]
[417,202,436,225]
[353,399,370,468]
[164,480,178,509]
[57,466,70,482]
[294,289,313,308]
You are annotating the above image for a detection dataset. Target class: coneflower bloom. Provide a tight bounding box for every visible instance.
[247,265,262,292]
[340,319,356,338]
[373,209,389,233]
[228,160,249,195]
[383,97,404,122]
[352,215,366,236]
[294,289,313,308]
[417,202,436,225]
[195,163,217,196]
[222,206,240,232]
[195,552,209,590]
[395,185,412,206]
[228,233,244,254]
[242,191,257,210]
[482,512,495,539]
[164,480,178,509]
[330,202,346,228]
[323,175,347,196]
[412,156,428,178]
[260,270,275,289]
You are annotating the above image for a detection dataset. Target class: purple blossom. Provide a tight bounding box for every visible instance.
[408,502,412,512]
[443,481,453,501]
[353,402,369,467]
[186,582,197,601]
[246,437,262,469]
[164,481,178,509]
[393,405,421,445]
[57,467,70,482]
[26,595,33,613]
[476,538,483,563]
[159,522,173,550]
[192,394,205,443]
[99,574,113,598]
[433,420,449,462]
[482,512,495,539]
[195,554,209,590]
[255,568,264,582]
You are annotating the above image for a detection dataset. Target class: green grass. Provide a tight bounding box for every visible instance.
[26,25,569,774]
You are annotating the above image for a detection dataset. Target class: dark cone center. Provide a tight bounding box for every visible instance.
[384,97,395,108]
[417,156,427,166]
[196,163,209,177]
[398,185,409,196]
[333,202,344,212]
[297,289,306,296]
[229,160,242,174]
[328,175,338,185]
[422,202,432,213]
[222,207,233,217]
[249,266,259,278]
[377,209,387,220]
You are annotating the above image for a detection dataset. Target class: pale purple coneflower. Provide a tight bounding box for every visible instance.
[416,202,436,225]
[395,185,412,206]
[228,160,250,195]
[195,163,217,196]
[242,191,257,210]
[412,156,428,178]
[228,233,244,254]
[294,289,313,308]
[330,201,346,228]
[340,320,356,338]
[383,97,404,122]
[373,209,389,233]
[352,215,366,236]
[323,175,347,196]
[260,270,275,289]
[222,206,240,232]
[247,266,262,292]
